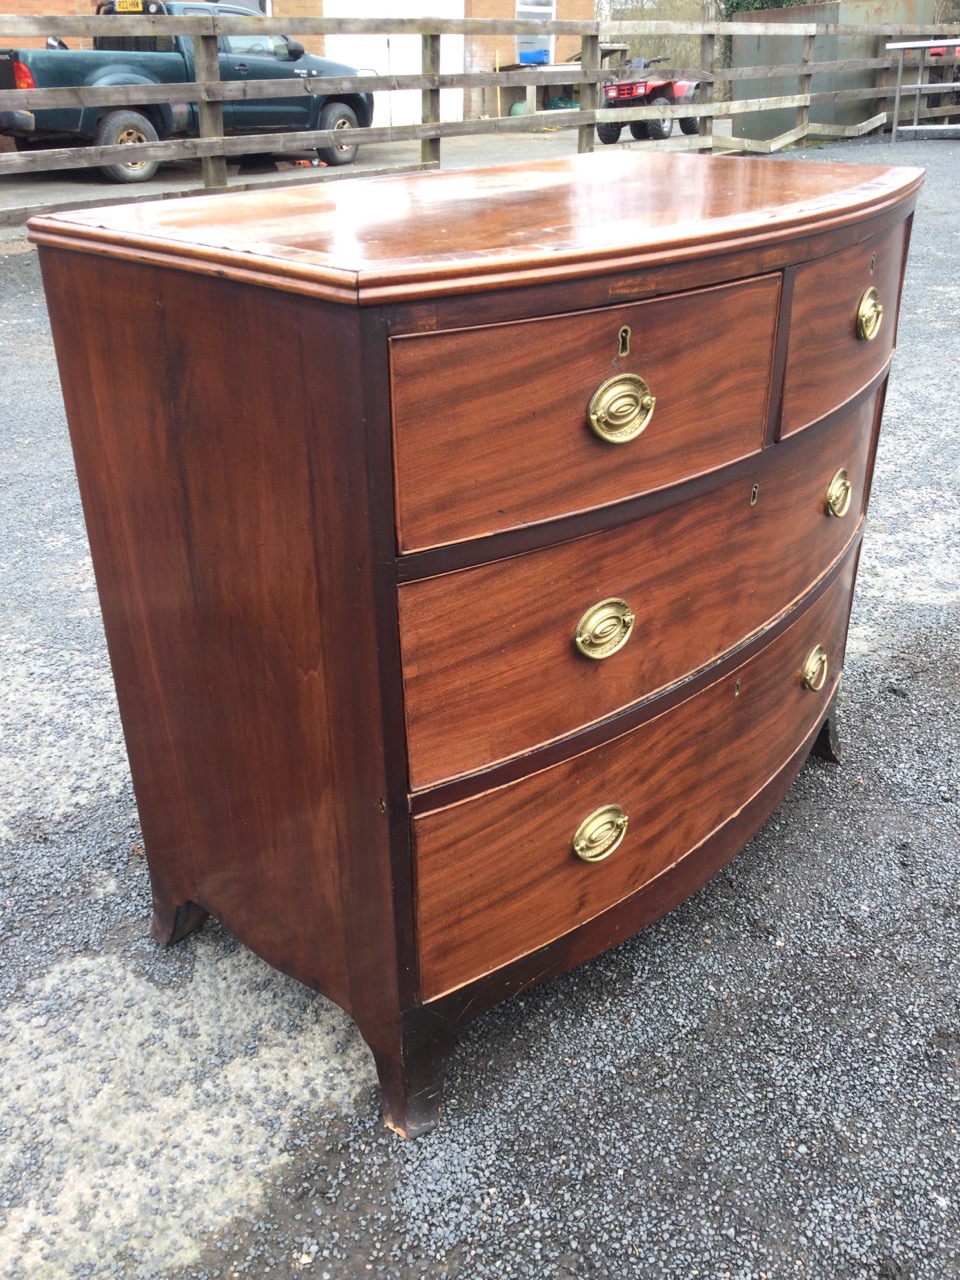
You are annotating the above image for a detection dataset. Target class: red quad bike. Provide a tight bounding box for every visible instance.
[597,55,701,143]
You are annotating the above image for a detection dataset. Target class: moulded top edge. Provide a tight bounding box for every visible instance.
[27,152,924,305]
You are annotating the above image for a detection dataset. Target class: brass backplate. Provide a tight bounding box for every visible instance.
[825,467,852,518]
[575,597,635,660]
[587,373,655,444]
[573,804,629,863]
[857,286,884,341]
[801,644,829,692]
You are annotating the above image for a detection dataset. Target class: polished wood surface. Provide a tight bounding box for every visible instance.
[414,559,856,1000]
[32,153,921,1136]
[422,697,844,1038]
[399,395,877,788]
[28,152,923,304]
[39,250,405,1041]
[390,276,779,550]
[781,219,909,436]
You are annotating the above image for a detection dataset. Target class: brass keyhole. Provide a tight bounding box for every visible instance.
[618,326,632,358]
[750,484,759,507]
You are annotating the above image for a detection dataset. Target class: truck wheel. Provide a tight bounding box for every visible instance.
[317,102,359,166]
[95,110,159,184]
[647,97,674,141]
[680,92,702,135]
[596,120,622,145]
[628,121,649,140]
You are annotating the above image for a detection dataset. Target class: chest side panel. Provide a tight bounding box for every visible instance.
[39,249,403,1020]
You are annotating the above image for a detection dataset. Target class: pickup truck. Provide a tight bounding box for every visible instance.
[0,0,374,183]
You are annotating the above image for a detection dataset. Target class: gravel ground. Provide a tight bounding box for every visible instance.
[0,135,958,1280]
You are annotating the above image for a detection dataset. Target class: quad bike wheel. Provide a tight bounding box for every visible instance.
[596,119,622,145]
[629,121,649,140]
[680,92,702,136]
[646,96,673,141]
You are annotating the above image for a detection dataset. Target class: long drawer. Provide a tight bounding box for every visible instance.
[413,557,856,1000]
[781,219,907,436]
[390,275,781,551]
[399,394,876,789]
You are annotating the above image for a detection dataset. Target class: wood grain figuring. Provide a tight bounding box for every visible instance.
[780,219,907,436]
[422,701,843,1036]
[39,249,403,1032]
[399,393,877,788]
[32,154,921,1136]
[28,153,923,307]
[384,200,917,341]
[414,557,857,1000]
[391,276,780,550]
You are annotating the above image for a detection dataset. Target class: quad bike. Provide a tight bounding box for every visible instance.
[597,56,701,144]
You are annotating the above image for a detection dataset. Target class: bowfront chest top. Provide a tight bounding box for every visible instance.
[29,152,923,1136]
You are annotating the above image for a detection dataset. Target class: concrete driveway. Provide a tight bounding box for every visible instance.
[1,134,958,1280]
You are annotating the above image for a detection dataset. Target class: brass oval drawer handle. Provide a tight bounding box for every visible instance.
[587,373,656,444]
[825,467,852,519]
[857,286,884,341]
[575,597,635,660]
[801,644,829,693]
[573,804,629,863]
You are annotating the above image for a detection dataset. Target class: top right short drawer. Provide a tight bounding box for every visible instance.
[781,220,909,437]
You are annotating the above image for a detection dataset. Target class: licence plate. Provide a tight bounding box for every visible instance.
[115,0,145,11]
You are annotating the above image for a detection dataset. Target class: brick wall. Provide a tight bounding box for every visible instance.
[463,0,593,119]
[1,0,97,50]
[271,0,325,56]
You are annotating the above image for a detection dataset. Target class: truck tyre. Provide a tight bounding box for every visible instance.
[680,92,702,135]
[596,119,622,145]
[628,121,649,140]
[95,110,159,184]
[317,102,359,166]
[646,97,673,141]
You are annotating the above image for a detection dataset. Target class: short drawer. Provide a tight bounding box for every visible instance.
[781,219,908,437]
[399,393,877,789]
[390,275,781,551]
[413,558,856,1000]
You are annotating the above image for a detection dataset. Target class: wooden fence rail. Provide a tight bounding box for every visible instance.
[1,13,959,188]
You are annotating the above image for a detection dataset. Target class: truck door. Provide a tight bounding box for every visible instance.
[218,31,311,131]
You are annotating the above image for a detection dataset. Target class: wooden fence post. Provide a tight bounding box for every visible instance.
[699,3,715,150]
[422,32,441,167]
[193,29,227,189]
[796,31,815,138]
[579,31,599,154]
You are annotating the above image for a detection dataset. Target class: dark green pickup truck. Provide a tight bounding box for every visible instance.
[0,0,374,182]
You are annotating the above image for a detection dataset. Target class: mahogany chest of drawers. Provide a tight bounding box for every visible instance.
[30,152,923,1136]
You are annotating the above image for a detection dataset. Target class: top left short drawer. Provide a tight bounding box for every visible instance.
[390,274,781,552]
